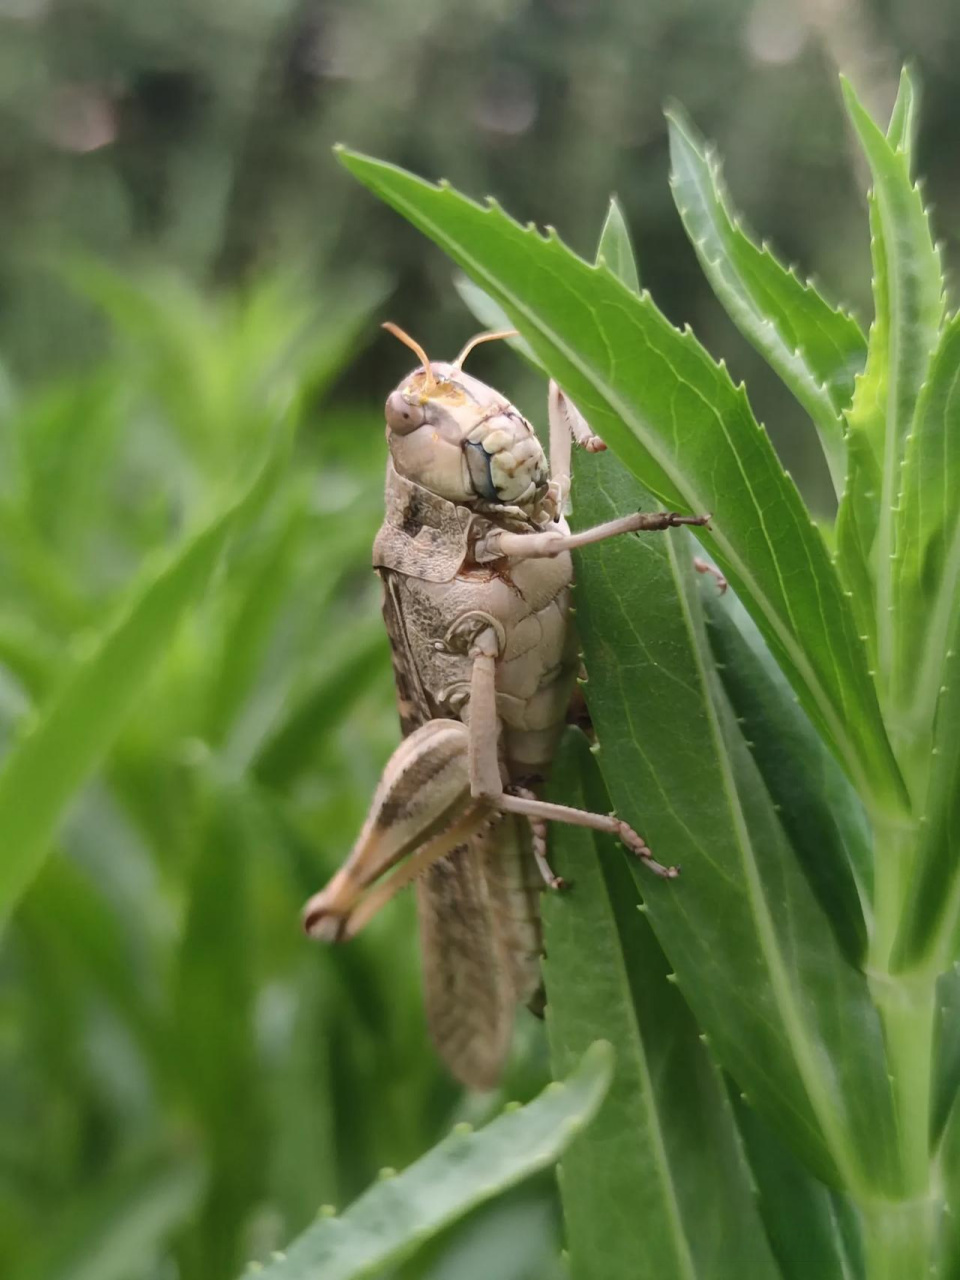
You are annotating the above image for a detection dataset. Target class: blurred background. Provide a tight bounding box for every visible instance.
[0,2,956,1277]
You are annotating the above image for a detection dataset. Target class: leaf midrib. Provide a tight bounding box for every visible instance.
[661,532,863,1193]
[874,176,906,692]
[578,833,699,1280]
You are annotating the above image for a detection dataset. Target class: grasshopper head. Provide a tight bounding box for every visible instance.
[382,323,550,511]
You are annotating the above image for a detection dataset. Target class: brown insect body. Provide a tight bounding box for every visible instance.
[303,329,706,1090]
[377,455,578,1087]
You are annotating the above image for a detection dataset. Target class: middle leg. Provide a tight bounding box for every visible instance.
[499,789,678,880]
[466,645,678,880]
[476,509,711,562]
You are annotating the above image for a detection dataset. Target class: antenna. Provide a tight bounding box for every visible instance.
[452,329,519,371]
[382,322,438,393]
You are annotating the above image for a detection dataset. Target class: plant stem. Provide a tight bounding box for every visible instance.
[863,812,939,1274]
[859,1196,939,1280]
[871,978,936,1192]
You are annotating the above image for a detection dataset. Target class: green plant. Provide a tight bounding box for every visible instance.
[1,268,574,1280]
[294,66,960,1278]
[5,61,960,1280]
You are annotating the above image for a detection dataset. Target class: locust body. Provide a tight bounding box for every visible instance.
[304,326,708,1089]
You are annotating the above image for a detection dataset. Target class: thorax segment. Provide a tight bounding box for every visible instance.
[375,467,579,771]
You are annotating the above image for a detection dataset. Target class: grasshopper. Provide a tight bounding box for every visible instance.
[303,323,709,1089]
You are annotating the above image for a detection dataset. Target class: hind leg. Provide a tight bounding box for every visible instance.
[302,718,491,941]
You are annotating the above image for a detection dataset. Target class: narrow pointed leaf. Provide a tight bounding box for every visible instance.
[248,1042,613,1280]
[568,446,899,1195]
[453,276,541,369]
[887,64,921,155]
[336,148,904,811]
[839,76,943,692]
[932,966,960,1143]
[732,1093,863,1280]
[251,621,390,789]
[543,732,781,1280]
[892,313,960,737]
[595,197,640,293]
[937,1096,960,1275]
[837,71,931,671]
[668,108,865,492]
[894,612,960,969]
[0,448,283,924]
[836,410,882,666]
[16,1150,205,1280]
[175,781,263,1280]
[702,586,871,963]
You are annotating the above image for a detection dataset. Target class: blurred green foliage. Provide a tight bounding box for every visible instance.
[3,2,960,1277]
[0,272,556,1279]
[2,0,960,506]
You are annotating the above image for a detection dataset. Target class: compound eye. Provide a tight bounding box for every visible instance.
[385,390,425,435]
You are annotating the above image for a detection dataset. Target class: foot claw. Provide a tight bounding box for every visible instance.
[671,511,711,529]
[303,901,348,942]
[583,435,607,453]
[693,556,727,594]
[614,818,679,880]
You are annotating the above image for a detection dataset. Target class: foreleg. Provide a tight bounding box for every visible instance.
[476,509,711,562]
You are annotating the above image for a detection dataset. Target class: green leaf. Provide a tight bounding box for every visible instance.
[452,276,542,369]
[667,108,865,492]
[937,1094,960,1276]
[336,147,904,812]
[568,446,899,1195]
[0,445,282,925]
[0,613,60,702]
[891,312,960,738]
[836,68,928,674]
[887,64,921,155]
[251,620,390,790]
[204,496,309,745]
[892,609,960,970]
[542,732,781,1280]
[932,966,960,1143]
[246,1042,613,1280]
[16,1148,205,1280]
[839,76,944,695]
[731,1093,864,1280]
[701,585,871,963]
[175,779,264,1280]
[16,854,165,1067]
[835,419,882,667]
[595,197,640,294]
